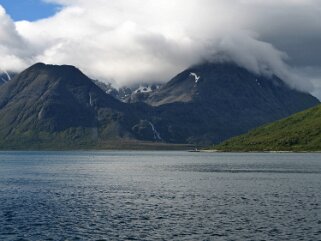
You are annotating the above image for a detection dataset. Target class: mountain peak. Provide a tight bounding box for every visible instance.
[126,62,319,144]
[138,62,310,107]
[25,63,86,79]
[28,62,79,70]
[0,62,159,149]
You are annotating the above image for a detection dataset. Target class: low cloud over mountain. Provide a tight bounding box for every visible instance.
[0,0,320,95]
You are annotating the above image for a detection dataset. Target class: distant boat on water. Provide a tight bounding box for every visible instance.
[189,147,200,152]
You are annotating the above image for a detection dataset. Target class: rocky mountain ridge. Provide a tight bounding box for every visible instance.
[0,62,318,149]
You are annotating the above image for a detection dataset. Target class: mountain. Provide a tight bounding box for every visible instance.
[92,80,120,98]
[127,84,162,103]
[131,63,320,145]
[0,62,319,149]
[93,81,162,103]
[214,104,321,152]
[92,80,133,101]
[0,63,162,149]
[0,72,14,85]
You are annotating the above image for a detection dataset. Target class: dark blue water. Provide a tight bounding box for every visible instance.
[0,151,321,241]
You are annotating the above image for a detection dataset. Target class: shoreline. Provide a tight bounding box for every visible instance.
[201,149,321,153]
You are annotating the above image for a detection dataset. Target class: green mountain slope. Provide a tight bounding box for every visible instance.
[214,104,321,152]
[0,63,154,149]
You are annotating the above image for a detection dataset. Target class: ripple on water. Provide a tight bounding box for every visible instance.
[0,151,320,240]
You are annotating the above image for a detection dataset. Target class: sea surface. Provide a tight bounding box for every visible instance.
[0,151,320,241]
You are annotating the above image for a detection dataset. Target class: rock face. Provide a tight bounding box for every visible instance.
[0,72,14,85]
[0,63,153,149]
[0,62,319,149]
[215,104,321,152]
[137,63,320,144]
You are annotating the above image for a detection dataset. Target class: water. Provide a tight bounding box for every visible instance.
[0,151,321,241]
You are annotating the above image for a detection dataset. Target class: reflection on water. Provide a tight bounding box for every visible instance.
[0,151,320,240]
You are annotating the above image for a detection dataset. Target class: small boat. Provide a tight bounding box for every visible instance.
[189,148,200,153]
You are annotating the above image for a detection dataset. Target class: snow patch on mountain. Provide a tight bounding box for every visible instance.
[0,71,13,84]
[4,71,11,81]
[134,86,153,94]
[190,73,201,83]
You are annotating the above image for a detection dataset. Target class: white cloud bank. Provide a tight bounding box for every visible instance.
[0,0,320,93]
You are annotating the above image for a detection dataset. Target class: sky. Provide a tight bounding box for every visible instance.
[0,0,60,21]
[0,0,320,98]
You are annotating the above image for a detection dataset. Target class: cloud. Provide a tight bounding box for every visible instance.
[0,0,320,94]
[0,6,31,71]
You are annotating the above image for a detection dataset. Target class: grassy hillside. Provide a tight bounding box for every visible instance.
[214,104,321,152]
[0,128,192,151]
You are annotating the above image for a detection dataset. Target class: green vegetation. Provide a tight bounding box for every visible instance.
[213,104,321,152]
[0,128,192,151]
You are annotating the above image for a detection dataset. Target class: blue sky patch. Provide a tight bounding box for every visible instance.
[0,0,61,21]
